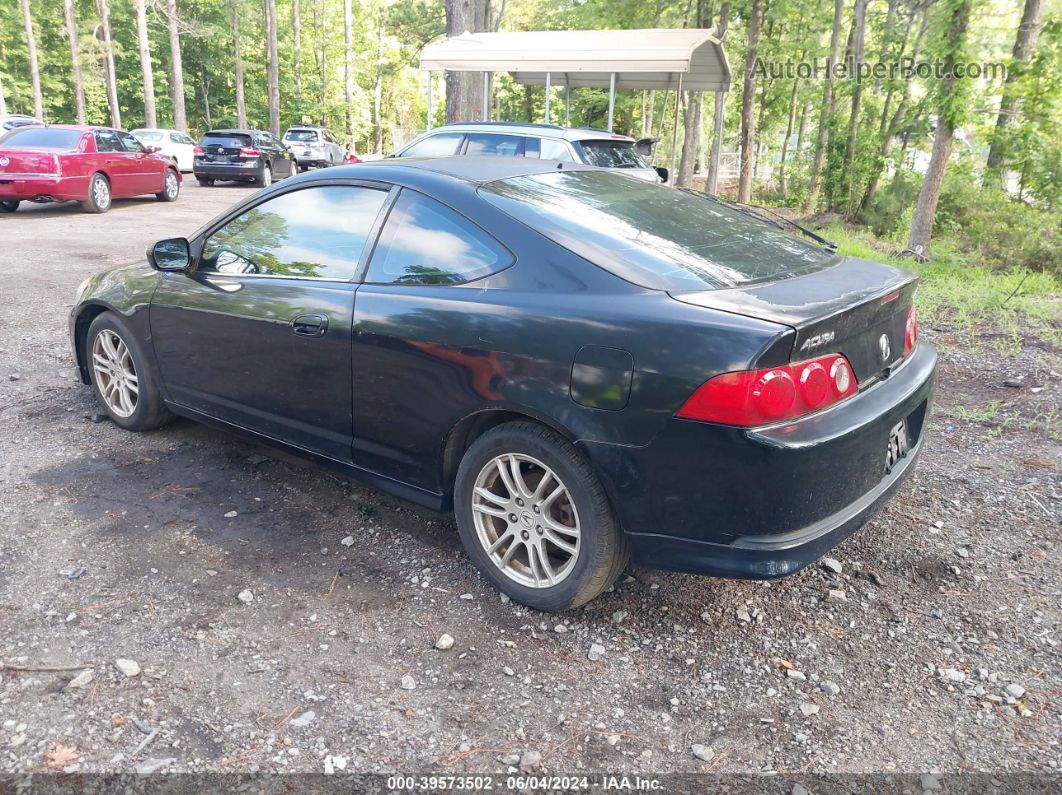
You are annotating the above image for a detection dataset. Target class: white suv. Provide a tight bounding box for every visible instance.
[283,126,347,169]
[392,123,666,183]
[130,128,198,171]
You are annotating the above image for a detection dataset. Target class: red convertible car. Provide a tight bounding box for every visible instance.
[0,125,181,214]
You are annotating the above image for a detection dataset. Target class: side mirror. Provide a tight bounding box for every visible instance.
[148,237,191,271]
[655,166,669,184]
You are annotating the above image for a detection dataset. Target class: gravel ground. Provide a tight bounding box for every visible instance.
[0,183,1059,786]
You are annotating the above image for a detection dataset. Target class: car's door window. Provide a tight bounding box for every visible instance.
[364,190,510,285]
[539,138,575,162]
[398,132,464,158]
[200,186,389,280]
[175,132,195,146]
[464,133,525,157]
[117,132,144,153]
[94,130,123,153]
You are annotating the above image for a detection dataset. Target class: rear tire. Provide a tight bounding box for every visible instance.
[257,163,272,187]
[156,169,180,202]
[0,200,19,213]
[86,312,173,432]
[454,421,628,611]
[197,177,214,187]
[290,160,299,177]
[82,173,111,214]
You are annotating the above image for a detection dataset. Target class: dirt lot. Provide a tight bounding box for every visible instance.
[0,182,1059,786]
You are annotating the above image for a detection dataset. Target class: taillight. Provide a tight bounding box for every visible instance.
[240,147,261,157]
[903,306,918,356]
[676,353,859,427]
[193,145,203,155]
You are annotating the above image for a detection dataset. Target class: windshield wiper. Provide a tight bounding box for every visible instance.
[683,190,837,251]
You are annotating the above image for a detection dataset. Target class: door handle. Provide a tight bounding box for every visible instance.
[291,313,328,337]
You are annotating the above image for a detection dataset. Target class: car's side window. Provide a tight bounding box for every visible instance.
[398,132,464,158]
[117,132,143,153]
[464,133,525,157]
[95,130,123,153]
[540,138,576,162]
[200,186,389,280]
[364,190,511,286]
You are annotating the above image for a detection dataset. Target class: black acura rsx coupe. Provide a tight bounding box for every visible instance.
[70,157,937,611]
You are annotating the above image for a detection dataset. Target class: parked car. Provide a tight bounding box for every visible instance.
[0,113,44,131]
[392,122,668,182]
[0,125,181,213]
[130,128,197,172]
[193,129,296,187]
[342,151,362,165]
[282,125,346,169]
[70,157,935,611]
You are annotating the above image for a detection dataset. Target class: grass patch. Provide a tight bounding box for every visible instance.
[822,224,1061,344]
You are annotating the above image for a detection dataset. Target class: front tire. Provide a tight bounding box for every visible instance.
[86,313,172,431]
[0,200,19,213]
[454,421,628,611]
[156,169,180,202]
[82,173,111,213]
[257,162,273,187]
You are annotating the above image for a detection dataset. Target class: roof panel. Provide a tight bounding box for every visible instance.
[421,29,731,92]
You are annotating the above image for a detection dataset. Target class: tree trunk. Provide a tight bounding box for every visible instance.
[265,0,281,136]
[373,6,385,154]
[908,0,972,258]
[315,0,327,124]
[232,2,246,128]
[134,0,157,128]
[343,0,354,144]
[167,0,187,131]
[677,92,703,187]
[795,97,811,158]
[20,0,44,120]
[806,0,844,210]
[96,0,121,128]
[737,0,761,202]
[860,7,928,213]
[705,2,729,195]
[199,65,212,128]
[778,68,801,198]
[841,0,870,213]
[445,0,486,123]
[63,0,86,124]
[293,0,303,103]
[985,0,1045,175]
[0,72,7,116]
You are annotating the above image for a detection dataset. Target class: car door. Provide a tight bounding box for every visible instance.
[263,133,293,177]
[94,130,138,196]
[171,132,195,171]
[117,130,161,193]
[350,188,515,490]
[149,182,392,461]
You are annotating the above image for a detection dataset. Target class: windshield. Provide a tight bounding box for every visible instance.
[576,140,651,169]
[285,130,320,142]
[480,170,839,290]
[132,130,163,142]
[0,127,82,149]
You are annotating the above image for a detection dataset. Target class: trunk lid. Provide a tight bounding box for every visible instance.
[198,133,254,164]
[0,148,61,176]
[669,257,917,382]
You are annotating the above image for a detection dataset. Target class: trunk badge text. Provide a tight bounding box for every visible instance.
[879,333,891,362]
[799,330,835,353]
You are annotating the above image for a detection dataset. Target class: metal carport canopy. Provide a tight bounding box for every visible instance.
[420,29,732,92]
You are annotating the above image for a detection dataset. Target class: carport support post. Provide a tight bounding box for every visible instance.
[544,72,551,124]
[669,72,683,181]
[482,72,490,121]
[564,83,571,126]
[607,72,616,132]
[425,71,433,131]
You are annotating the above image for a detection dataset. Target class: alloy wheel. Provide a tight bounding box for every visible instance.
[91,329,138,418]
[92,177,110,210]
[165,171,179,199]
[471,453,581,588]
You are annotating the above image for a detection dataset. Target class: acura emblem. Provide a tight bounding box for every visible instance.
[879,333,891,362]
[0,157,8,167]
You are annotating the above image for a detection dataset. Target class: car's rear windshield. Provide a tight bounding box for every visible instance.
[479,170,839,290]
[576,140,650,169]
[284,130,319,142]
[202,133,253,147]
[133,130,163,142]
[0,127,83,150]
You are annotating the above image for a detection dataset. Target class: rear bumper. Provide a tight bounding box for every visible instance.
[580,342,938,579]
[193,162,260,179]
[0,175,87,201]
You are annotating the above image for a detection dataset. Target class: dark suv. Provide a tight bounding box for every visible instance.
[193,129,296,187]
